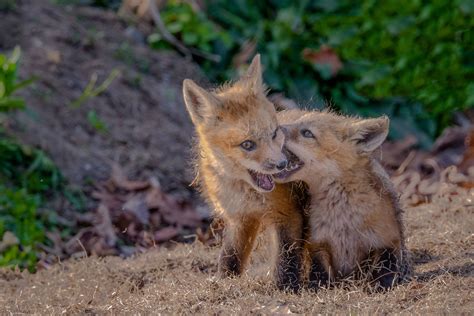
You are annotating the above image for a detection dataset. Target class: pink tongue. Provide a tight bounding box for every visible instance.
[257,174,273,190]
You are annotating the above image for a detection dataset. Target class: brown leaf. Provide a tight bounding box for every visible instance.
[122,195,150,225]
[96,204,117,247]
[0,231,19,252]
[458,128,474,173]
[111,164,150,191]
[154,227,179,243]
[302,45,343,77]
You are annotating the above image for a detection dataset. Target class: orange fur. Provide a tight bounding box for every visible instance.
[182,56,305,291]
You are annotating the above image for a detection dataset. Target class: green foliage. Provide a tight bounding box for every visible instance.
[0,137,65,271]
[311,0,474,130]
[0,186,44,271]
[149,0,229,53]
[0,49,65,271]
[0,137,65,272]
[0,138,62,194]
[0,0,16,11]
[87,110,108,132]
[153,0,473,145]
[0,47,35,112]
[71,69,120,108]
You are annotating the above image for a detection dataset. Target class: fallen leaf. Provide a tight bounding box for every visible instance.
[122,195,150,225]
[96,204,117,247]
[111,164,150,191]
[154,227,179,243]
[302,45,343,77]
[458,128,474,173]
[0,231,19,252]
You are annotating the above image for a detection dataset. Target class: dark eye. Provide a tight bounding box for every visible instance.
[301,129,315,138]
[272,128,278,140]
[240,140,256,151]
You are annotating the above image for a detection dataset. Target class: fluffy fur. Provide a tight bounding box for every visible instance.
[275,109,411,290]
[182,55,305,291]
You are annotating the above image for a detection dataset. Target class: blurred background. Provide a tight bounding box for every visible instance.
[0,0,472,271]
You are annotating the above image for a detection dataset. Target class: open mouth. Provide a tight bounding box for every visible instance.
[249,170,275,191]
[273,149,303,180]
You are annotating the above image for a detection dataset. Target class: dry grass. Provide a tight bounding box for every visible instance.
[1,187,473,314]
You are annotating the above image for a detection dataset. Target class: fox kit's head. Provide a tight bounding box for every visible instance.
[183,55,287,192]
[274,110,389,183]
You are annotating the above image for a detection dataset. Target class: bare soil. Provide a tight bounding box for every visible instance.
[1,186,472,314]
[2,0,204,196]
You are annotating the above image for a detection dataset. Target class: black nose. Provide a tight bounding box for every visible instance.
[276,160,287,171]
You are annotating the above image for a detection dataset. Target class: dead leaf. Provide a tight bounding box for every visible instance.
[0,231,19,252]
[122,195,150,225]
[96,204,117,247]
[302,45,343,77]
[458,128,474,173]
[154,227,179,243]
[46,49,61,63]
[111,164,150,191]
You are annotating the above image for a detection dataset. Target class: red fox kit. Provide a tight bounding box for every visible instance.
[275,109,411,290]
[182,55,304,291]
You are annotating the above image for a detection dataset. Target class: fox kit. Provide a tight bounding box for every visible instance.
[275,109,411,290]
[182,55,304,291]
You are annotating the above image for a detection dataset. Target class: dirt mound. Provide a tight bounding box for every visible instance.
[2,0,204,195]
[1,186,472,314]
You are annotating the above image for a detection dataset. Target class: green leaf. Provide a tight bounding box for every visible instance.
[87,110,108,132]
[0,97,25,111]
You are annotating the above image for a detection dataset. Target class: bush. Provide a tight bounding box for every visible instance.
[152,0,473,145]
[311,0,473,130]
[0,186,44,271]
[0,48,64,271]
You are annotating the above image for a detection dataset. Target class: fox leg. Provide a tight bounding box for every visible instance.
[308,245,332,290]
[273,210,304,292]
[218,215,261,277]
[371,248,399,290]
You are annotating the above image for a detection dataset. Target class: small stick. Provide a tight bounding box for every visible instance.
[395,150,416,175]
[148,0,220,62]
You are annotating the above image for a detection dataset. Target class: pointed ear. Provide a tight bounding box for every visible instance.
[348,116,389,153]
[182,79,221,124]
[240,54,264,94]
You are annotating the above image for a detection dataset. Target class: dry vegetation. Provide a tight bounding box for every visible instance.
[1,1,472,314]
[1,184,472,314]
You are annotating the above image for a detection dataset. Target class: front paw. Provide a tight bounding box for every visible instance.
[218,250,242,277]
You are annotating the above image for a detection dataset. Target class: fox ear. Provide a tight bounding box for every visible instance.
[182,79,221,124]
[348,116,389,153]
[240,54,264,94]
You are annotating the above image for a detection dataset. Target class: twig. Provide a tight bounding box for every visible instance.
[147,0,220,62]
[395,150,416,175]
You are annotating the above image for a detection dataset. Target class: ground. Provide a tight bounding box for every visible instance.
[2,0,204,197]
[0,0,473,313]
[1,186,472,314]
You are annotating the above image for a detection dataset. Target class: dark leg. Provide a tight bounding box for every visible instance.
[275,227,303,292]
[372,248,399,290]
[218,216,260,277]
[309,253,330,290]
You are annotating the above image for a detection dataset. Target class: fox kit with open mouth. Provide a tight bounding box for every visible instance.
[182,56,304,291]
[275,109,411,290]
